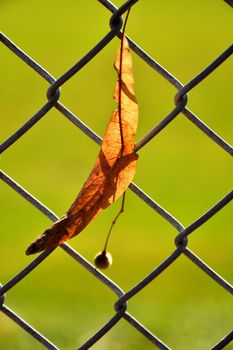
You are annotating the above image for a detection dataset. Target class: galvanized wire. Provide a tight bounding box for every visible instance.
[0,0,232,349]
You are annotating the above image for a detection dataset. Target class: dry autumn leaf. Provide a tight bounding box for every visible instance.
[26,35,138,255]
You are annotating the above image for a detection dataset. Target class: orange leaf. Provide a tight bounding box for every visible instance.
[26,36,138,255]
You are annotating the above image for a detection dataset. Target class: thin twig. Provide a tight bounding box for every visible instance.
[103,192,126,252]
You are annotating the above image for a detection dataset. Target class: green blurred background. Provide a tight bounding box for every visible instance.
[1,1,232,349]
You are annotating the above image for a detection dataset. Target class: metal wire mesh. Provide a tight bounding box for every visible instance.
[1,0,233,349]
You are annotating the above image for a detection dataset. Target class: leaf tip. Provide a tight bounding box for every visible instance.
[25,242,38,255]
[25,234,48,255]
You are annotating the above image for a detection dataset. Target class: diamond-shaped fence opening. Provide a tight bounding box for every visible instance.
[1,1,233,349]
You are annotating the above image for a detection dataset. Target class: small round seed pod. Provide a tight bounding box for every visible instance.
[94,251,113,269]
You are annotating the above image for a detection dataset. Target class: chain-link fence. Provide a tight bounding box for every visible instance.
[1,0,233,349]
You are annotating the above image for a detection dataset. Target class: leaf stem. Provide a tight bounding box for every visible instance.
[118,8,131,157]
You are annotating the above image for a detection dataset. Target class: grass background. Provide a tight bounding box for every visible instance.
[0,1,232,349]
